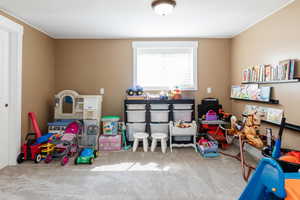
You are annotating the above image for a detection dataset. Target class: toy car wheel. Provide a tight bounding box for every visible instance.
[94,150,99,158]
[61,156,69,166]
[89,158,94,165]
[44,155,52,164]
[17,153,24,164]
[74,157,79,165]
[34,154,42,163]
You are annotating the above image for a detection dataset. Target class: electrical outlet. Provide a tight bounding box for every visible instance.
[207,87,212,94]
[100,88,105,95]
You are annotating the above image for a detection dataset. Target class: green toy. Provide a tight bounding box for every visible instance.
[75,148,98,165]
[120,122,131,150]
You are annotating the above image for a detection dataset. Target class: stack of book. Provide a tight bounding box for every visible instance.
[126,95,146,100]
[242,59,297,83]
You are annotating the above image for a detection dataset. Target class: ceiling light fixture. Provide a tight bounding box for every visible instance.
[151,0,176,16]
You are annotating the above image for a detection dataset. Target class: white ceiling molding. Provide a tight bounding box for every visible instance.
[232,0,295,37]
[0,8,54,38]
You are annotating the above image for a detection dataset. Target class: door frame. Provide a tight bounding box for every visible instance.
[0,15,23,165]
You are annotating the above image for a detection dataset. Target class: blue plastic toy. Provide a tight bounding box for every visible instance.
[239,117,300,200]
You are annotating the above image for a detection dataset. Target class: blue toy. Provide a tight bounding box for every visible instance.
[239,157,300,200]
[240,117,300,200]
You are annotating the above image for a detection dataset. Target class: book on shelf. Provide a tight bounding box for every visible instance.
[242,59,298,83]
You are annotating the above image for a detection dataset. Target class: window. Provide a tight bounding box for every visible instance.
[133,41,198,90]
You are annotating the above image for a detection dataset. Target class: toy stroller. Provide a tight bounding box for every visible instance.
[45,121,81,166]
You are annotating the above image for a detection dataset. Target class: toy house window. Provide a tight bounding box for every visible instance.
[62,96,74,114]
[133,41,198,91]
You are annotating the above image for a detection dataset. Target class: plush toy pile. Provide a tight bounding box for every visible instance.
[230,112,264,148]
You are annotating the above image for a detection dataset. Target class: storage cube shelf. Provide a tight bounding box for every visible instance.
[150,110,169,122]
[126,110,146,122]
[124,99,195,142]
[150,104,169,110]
[173,110,193,122]
[127,104,146,110]
[126,123,147,141]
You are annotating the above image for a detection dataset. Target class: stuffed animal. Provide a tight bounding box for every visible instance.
[242,112,264,148]
[229,113,264,148]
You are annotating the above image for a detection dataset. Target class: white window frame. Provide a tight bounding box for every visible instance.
[132,41,198,91]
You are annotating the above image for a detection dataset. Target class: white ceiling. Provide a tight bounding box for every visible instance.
[0,0,294,39]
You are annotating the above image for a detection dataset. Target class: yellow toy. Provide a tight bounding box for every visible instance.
[40,143,55,159]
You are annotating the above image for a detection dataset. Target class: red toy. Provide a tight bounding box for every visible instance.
[28,112,42,138]
[17,112,44,164]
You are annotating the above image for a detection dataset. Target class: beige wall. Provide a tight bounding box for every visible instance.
[55,39,231,118]
[231,1,300,149]
[0,11,56,140]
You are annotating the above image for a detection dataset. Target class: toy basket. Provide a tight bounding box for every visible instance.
[196,134,219,158]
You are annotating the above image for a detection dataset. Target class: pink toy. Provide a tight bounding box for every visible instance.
[99,135,121,151]
[206,110,218,121]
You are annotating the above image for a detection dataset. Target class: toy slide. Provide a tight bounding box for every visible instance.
[239,158,300,200]
[28,112,42,138]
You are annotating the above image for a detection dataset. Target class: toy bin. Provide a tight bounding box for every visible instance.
[99,135,121,151]
[101,116,120,135]
[173,110,193,122]
[126,123,146,142]
[173,104,193,110]
[126,110,146,122]
[150,110,169,122]
[150,104,169,110]
[196,134,219,158]
[150,123,169,135]
[126,104,146,110]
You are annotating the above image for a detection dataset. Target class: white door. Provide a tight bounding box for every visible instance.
[0,29,9,169]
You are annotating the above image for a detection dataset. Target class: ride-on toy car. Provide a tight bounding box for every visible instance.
[17,133,43,163]
[75,148,98,165]
[17,112,52,164]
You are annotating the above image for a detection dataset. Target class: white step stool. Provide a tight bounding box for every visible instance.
[151,133,168,153]
[133,132,149,152]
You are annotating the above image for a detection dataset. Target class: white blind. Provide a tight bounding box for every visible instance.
[134,43,197,90]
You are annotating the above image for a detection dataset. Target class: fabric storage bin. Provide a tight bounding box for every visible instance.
[126,104,146,110]
[126,123,146,142]
[150,110,169,122]
[126,110,146,122]
[99,135,121,151]
[173,110,193,122]
[150,104,169,110]
[150,123,169,134]
[173,104,193,110]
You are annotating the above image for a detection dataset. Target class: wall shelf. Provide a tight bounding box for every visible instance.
[230,98,279,105]
[242,79,300,84]
[242,114,300,132]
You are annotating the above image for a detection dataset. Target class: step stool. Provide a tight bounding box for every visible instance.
[151,133,168,154]
[133,132,149,152]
